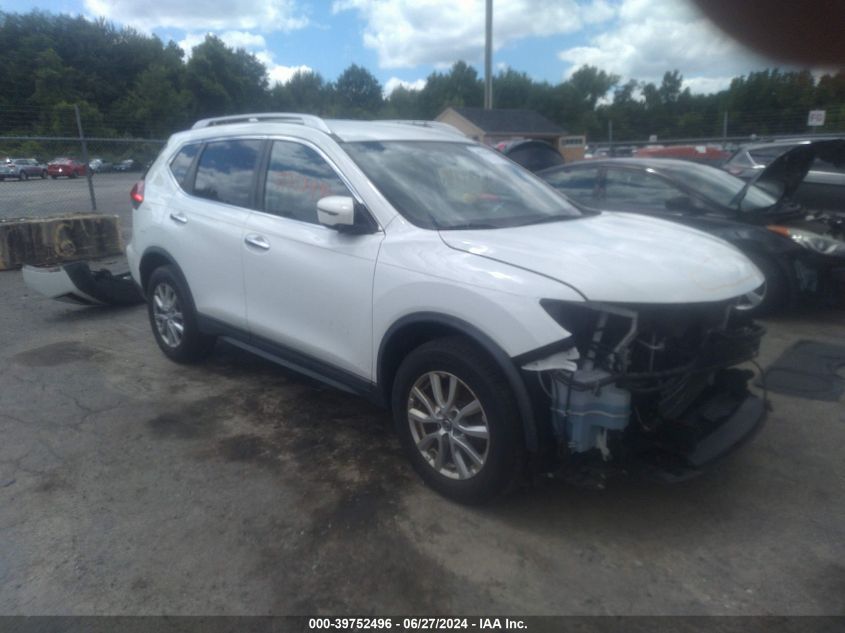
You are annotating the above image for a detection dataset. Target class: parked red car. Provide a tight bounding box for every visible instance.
[47,157,87,179]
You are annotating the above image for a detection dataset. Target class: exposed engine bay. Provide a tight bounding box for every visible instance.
[527,300,766,478]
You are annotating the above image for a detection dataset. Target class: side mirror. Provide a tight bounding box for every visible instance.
[317,195,355,228]
[316,195,377,234]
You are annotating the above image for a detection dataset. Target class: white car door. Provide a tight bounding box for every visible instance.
[242,139,384,380]
[163,139,262,330]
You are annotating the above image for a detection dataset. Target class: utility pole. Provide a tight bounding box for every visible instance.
[722,111,728,145]
[74,104,97,212]
[608,119,613,154]
[484,0,493,110]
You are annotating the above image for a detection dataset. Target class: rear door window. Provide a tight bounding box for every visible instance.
[603,168,684,211]
[193,139,263,208]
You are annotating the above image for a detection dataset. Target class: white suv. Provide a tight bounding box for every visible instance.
[127,113,767,503]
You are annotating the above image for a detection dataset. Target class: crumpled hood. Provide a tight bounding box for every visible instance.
[439,212,764,303]
[751,139,845,205]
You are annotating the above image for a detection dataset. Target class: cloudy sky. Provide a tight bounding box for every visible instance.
[2,0,777,95]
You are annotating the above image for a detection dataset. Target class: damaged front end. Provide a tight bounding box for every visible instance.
[769,212,845,297]
[527,300,766,483]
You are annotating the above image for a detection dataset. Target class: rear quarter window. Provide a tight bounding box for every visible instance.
[169,143,200,189]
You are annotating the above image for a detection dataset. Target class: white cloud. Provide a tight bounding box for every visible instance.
[332,0,616,69]
[178,31,267,58]
[83,0,307,33]
[176,30,310,86]
[268,64,315,85]
[558,0,769,93]
[683,76,734,94]
[383,77,427,96]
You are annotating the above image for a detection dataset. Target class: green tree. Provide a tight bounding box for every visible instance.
[418,61,483,118]
[492,69,535,109]
[184,34,268,119]
[114,64,192,137]
[270,70,330,114]
[384,85,424,119]
[568,66,619,109]
[332,64,383,117]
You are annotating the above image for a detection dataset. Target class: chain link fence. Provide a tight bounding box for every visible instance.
[4,102,844,229]
[1,105,165,244]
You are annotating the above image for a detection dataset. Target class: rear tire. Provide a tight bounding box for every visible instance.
[41,170,47,179]
[391,337,524,504]
[146,265,216,363]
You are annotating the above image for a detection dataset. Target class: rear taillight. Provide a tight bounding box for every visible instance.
[130,180,145,209]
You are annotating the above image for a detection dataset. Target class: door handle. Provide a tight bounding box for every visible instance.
[169,212,188,225]
[244,234,270,250]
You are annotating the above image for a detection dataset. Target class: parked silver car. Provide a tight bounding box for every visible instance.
[0,158,48,180]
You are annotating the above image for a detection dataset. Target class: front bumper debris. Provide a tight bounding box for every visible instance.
[23,261,144,306]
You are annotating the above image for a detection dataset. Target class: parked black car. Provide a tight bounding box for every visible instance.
[723,139,845,213]
[539,140,845,314]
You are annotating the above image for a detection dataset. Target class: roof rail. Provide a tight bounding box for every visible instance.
[191,112,333,134]
[384,120,466,137]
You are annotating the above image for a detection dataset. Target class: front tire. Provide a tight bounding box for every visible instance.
[392,337,523,504]
[738,253,790,316]
[19,171,28,181]
[146,265,216,363]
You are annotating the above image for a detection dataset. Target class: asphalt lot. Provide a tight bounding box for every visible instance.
[1,178,844,616]
[0,172,138,242]
[1,260,844,615]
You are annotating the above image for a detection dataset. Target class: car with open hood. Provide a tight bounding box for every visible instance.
[125,113,767,503]
[723,138,845,212]
[539,139,845,314]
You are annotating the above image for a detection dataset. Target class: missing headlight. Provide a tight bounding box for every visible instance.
[532,300,761,460]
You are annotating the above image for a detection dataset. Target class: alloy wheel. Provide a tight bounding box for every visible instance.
[152,282,185,348]
[407,371,490,480]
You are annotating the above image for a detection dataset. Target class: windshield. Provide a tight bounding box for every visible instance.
[343,141,582,229]
[660,162,779,212]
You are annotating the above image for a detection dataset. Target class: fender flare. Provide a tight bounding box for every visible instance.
[138,246,184,292]
[377,312,543,452]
